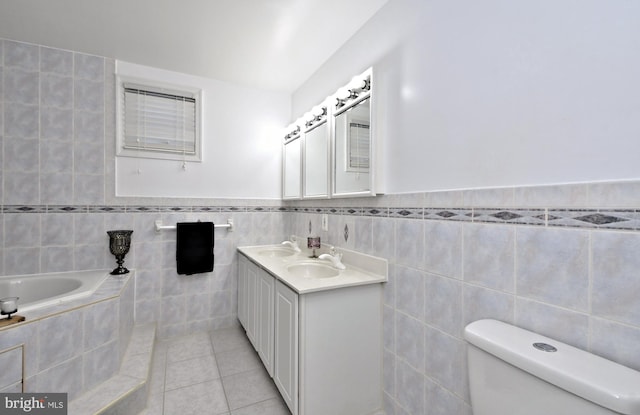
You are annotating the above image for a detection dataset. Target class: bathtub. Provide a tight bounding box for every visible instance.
[0,270,110,313]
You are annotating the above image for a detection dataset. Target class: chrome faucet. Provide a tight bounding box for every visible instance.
[318,246,346,269]
[281,237,301,252]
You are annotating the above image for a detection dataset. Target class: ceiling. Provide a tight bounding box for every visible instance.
[0,0,388,92]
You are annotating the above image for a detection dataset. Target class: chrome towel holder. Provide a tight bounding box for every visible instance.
[154,219,234,233]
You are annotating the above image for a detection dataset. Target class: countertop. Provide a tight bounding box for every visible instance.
[237,244,387,294]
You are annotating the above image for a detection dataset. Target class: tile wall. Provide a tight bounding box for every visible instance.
[0,39,287,339]
[286,183,640,415]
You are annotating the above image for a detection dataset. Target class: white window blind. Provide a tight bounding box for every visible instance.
[348,121,370,171]
[116,76,202,162]
[123,83,196,154]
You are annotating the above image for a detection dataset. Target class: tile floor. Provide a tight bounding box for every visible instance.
[140,325,290,415]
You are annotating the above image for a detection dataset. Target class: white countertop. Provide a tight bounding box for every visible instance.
[238,244,387,294]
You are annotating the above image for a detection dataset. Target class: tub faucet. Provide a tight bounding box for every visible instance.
[318,247,346,270]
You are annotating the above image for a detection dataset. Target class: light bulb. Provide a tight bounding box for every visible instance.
[312,105,326,118]
[348,76,367,91]
[336,87,351,101]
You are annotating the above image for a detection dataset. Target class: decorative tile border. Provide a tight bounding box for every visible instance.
[548,209,640,231]
[290,206,640,232]
[47,205,87,213]
[247,206,270,212]
[3,205,48,213]
[88,206,126,213]
[220,206,247,213]
[343,207,363,216]
[424,208,473,222]
[2,204,640,232]
[125,206,160,213]
[363,207,389,217]
[389,207,423,219]
[472,208,546,226]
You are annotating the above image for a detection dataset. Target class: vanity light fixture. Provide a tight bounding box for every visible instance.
[284,124,301,141]
[335,87,354,108]
[312,105,327,118]
[305,105,328,127]
[334,74,371,109]
[304,111,316,127]
[348,75,371,93]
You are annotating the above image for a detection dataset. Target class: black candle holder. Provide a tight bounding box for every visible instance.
[107,230,133,275]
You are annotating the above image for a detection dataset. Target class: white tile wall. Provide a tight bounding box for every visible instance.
[287,184,640,415]
[0,40,290,339]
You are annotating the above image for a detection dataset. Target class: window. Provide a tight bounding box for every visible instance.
[116,75,202,162]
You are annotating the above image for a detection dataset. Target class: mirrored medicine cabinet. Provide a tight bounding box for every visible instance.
[303,113,330,198]
[282,67,379,200]
[333,95,371,197]
[282,128,302,199]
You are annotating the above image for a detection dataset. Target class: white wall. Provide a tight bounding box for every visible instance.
[293,0,640,194]
[116,61,290,199]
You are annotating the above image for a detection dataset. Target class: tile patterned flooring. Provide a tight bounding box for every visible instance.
[140,325,290,415]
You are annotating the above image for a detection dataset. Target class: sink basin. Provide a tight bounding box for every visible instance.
[258,247,297,258]
[287,262,340,278]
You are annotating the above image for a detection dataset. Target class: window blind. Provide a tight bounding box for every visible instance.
[348,121,370,170]
[123,84,197,155]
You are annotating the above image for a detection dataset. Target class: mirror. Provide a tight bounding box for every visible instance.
[283,137,301,199]
[333,97,372,196]
[303,120,329,198]
[282,67,377,200]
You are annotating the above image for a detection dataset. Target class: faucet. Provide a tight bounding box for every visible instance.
[318,246,346,270]
[281,237,301,252]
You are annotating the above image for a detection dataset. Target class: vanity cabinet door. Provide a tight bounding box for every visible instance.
[257,269,275,376]
[245,260,259,348]
[237,255,248,329]
[274,280,299,415]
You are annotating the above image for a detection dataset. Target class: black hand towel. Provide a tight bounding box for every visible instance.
[176,222,214,275]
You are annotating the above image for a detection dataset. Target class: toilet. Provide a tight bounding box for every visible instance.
[465,319,640,415]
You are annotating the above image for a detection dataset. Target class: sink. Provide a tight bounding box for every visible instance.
[287,262,340,278]
[258,247,297,258]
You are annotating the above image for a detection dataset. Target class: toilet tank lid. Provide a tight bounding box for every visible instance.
[465,319,640,415]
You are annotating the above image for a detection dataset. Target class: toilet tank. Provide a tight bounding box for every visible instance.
[465,319,640,415]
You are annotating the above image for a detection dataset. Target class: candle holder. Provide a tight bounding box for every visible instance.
[0,297,19,319]
[107,230,133,275]
[307,236,321,258]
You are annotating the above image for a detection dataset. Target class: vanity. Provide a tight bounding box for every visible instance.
[237,244,387,415]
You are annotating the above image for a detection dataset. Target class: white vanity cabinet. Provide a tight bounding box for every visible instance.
[274,280,299,413]
[238,255,275,375]
[294,282,382,415]
[237,251,383,415]
[257,268,275,376]
[245,258,258,347]
[237,254,249,328]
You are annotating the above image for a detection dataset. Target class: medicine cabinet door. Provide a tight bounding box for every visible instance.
[303,120,329,199]
[333,97,373,197]
[283,137,301,199]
